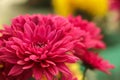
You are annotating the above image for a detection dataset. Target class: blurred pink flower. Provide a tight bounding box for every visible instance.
[74,43,114,74]
[68,16,106,49]
[0,15,79,80]
[110,0,120,10]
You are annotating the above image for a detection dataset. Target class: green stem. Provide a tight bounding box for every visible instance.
[83,67,88,80]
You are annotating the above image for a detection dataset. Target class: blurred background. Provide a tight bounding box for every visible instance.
[0,0,120,80]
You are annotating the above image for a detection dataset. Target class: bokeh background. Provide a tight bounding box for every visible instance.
[0,0,120,80]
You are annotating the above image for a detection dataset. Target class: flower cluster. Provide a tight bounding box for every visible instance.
[0,14,114,80]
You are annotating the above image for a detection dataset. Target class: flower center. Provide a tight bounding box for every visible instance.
[34,42,46,48]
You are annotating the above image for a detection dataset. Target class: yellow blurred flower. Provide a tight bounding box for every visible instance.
[67,63,83,80]
[52,0,108,17]
[0,24,3,29]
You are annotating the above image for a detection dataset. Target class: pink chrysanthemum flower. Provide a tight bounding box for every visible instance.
[68,16,106,49]
[67,16,114,74]
[0,14,114,80]
[0,15,79,80]
[74,43,114,74]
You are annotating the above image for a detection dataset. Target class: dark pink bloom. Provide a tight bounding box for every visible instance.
[110,0,120,10]
[74,43,114,74]
[0,15,79,80]
[110,0,120,20]
[68,16,106,49]
[0,14,114,80]
[68,16,114,74]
